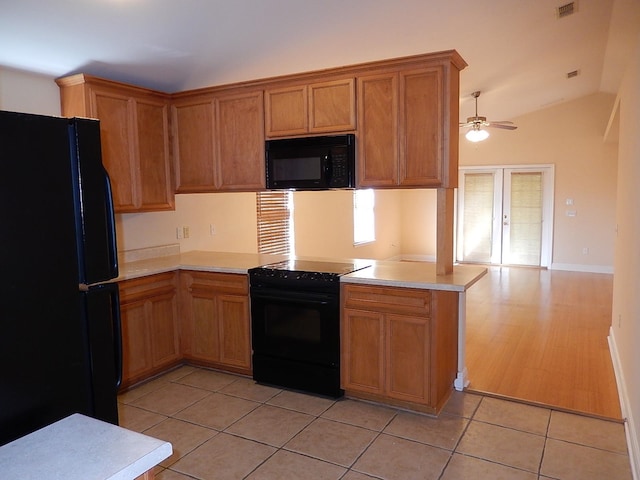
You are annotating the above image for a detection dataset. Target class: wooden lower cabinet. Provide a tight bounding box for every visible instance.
[341,284,458,414]
[179,271,251,375]
[118,272,180,388]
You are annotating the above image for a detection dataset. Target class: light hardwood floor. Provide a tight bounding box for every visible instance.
[464,266,622,420]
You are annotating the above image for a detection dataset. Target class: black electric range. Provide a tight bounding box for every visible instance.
[248,259,371,397]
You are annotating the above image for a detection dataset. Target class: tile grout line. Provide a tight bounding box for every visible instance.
[435,394,486,480]
[121,367,632,479]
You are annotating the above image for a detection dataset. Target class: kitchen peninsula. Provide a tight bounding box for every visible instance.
[0,414,172,480]
[117,248,486,414]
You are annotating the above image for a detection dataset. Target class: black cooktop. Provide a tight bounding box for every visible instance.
[259,259,370,275]
[248,259,371,284]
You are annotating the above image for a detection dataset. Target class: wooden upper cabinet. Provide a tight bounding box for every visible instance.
[135,99,174,208]
[357,56,462,189]
[216,90,265,190]
[399,67,443,187]
[172,95,216,192]
[56,74,174,213]
[172,89,265,192]
[264,85,308,137]
[309,78,356,133]
[91,89,137,210]
[357,73,399,187]
[265,78,356,137]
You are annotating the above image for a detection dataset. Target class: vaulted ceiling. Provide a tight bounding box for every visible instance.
[1,0,638,122]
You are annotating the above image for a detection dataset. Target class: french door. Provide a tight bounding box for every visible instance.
[456,166,554,267]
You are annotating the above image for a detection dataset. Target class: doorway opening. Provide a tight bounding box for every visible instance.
[456,165,554,267]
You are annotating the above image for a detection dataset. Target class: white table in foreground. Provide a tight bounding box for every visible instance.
[0,413,172,480]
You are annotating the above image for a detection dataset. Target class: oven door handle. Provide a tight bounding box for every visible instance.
[250,288,335,305]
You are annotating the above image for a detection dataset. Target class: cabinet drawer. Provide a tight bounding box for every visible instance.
[342,284,431,317]
[119,272,177,303]
[181,271,248,295]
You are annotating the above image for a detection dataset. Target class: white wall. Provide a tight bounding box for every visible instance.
[0,67,60,116]
[117,192,259,254]
[459,93,618,273]
[610,33,640,478]
[292,189,402,260]
[398,189,437,261]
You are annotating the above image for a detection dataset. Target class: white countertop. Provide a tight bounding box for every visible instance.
[117,251,286,280]
[342,260,487,292]
[0,413,172,480]
[117,250,487,292]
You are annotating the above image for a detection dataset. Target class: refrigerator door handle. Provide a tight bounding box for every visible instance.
[110,286,123,389]
[103,170,119,280]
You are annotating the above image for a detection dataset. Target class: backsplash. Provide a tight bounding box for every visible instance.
[119,244,180,264]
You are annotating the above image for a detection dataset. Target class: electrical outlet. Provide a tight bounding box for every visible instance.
[176,227,183,239]
[582,247,589,255]
[209,224,216,236]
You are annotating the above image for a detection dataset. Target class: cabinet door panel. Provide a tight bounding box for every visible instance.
[216,91,265,190]
[309,78,356,133]
[218,294,251,369]
[386,314,429,403]
[172,99,216,191]
[342,309,384,394]
[399,67,443,186]
[357,74,398,187]
[91,90,137,210]
[120,300,151,382]
[135,99,173,210]
[265,85,307,137]
[150,292,180,366]
[191,294,220,361]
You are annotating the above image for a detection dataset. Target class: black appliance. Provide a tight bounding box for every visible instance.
[0,110,121,446]
[265,134,356,190]
[249,259,370,397]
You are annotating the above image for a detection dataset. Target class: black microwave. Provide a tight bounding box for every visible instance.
[265,134,355,190]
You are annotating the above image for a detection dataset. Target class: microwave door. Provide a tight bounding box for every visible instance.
[271,154,326,189]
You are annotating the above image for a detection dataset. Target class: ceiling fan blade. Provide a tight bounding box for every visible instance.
[487,121,515,125]
[459,122,475,127]
[487,123,518,130]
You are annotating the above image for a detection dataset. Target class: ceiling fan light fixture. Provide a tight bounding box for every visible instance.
[466,126,489,142]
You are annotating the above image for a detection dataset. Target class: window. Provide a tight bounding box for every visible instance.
[353,189,375,244]
[256,191,294,255]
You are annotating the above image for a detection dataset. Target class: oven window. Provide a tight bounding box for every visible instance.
[264,304,322,343]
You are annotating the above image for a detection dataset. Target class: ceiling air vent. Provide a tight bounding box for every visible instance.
[567,70,580,79]
[557,2,577,18]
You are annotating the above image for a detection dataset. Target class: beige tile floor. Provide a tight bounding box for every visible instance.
[118,366,632,480]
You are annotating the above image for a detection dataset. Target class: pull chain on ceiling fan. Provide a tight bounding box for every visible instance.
[460,91,517,142]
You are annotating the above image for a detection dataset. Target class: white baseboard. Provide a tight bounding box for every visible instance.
[608,327,639,480]
[551,262,614,274]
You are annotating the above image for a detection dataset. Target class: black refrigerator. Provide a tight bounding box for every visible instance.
[0,110,122,446]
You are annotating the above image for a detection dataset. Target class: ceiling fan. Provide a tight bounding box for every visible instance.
[460,91,517,142]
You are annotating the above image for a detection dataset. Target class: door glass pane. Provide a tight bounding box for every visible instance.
[462,173,495,262]
[509,172,543,265]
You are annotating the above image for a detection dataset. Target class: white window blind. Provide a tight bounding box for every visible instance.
[462,172,495,262]
[256,191,293,255]
[509,172,543,265]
